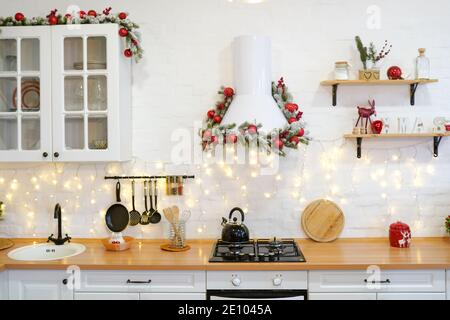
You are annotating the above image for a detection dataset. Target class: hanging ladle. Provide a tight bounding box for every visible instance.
[150,179,161,224]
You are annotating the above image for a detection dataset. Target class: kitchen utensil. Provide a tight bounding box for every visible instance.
[128,180,141,226]
[180,209,191,222]
[301,199,344,243]
[163,207,185,248]
[0,238,14,251]
[140,180,151,225]
[102,236,134,251]
[150,180,162,224]
[221,207,250,243]
[171,205,180,223]
[105,181,129,233]
[160,243,191,252]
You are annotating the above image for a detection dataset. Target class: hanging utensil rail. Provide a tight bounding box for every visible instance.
[104,175,195,180]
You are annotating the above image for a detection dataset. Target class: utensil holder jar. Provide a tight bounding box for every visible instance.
[169,222,186,248]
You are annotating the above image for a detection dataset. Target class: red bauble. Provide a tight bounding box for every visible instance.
[210,136,218,144]
[213,115,222,124]
[289,136,300,145]
[14,12,25,22]
[284,103,298,113]
[87,10,97,17]
[118,12,127,20]
[216,102,225,110]
[387,66,402,80]
[296,111,303,120]
[288,117,297,124]
[131,39,139,46]
[48,15,58,25]
[79,10,86,18]
[202,130,212,140]
[296,128,305,137]
[123,49,133,58]
[371,120,383,134]
[226,134,238,144]
[119,28,129,37]
[207,110,215,119]
[247,124,258,134]
[223,87,234,98]
[273,139,284,150]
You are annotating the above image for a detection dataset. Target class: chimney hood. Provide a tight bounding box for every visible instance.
[221,35,287,132]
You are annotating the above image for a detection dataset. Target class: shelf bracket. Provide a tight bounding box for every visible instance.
[332,84,338,106]
[433,136,443,157]
[410,83,419,106]
[356,137,363,159]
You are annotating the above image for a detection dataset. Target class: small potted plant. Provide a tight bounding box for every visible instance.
[355,36,392,81]
[446,215,450,235]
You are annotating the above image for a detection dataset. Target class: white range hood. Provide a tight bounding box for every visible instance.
[221,35,287,131]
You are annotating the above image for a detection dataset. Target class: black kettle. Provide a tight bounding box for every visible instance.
[221,207,249,243]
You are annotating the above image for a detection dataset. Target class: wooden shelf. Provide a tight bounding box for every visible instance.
[343,132,449,158]
[320,79,438,106]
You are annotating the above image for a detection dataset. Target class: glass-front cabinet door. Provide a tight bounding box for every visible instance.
[52,24,125,162]
[0,27,52,162]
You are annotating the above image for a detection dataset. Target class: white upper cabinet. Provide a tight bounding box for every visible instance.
[0,24,131,162]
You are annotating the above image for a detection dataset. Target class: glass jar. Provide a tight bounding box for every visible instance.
[415,48,430,80]
[169,221,186,248]
[334,61,350,80]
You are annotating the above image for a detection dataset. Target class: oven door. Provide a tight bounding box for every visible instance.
[207,290,307,300]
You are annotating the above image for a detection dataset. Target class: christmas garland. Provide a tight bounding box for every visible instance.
[0,7,143,62]
[200,78,310,157]
[446,216,450,234]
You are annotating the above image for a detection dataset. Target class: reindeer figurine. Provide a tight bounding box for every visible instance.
[355,100,376,133]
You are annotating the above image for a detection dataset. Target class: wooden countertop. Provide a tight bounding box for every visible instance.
[0,237,449,271]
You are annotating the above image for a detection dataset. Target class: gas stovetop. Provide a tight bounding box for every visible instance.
[209,238,306,263]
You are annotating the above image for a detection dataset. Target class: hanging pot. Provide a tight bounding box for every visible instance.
[220,207,250,243]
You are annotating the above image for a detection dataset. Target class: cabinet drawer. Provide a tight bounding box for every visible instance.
[78,270,206,293]
[308,293,376,300]
[207,271,307,290]
[75,292,139,300]
[309,270,446,293]
[377,293,446,300]
[140,293,206,300]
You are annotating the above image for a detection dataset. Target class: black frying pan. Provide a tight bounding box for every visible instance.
[105,181,129,233]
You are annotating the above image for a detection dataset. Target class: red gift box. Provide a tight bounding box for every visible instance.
[389,221,411,248]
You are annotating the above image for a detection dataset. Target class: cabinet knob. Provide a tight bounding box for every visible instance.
[62,279,68,285]
[272,276,283,286]
[231,277,241,287]
[42,152,48,158]
[54,152,60,158]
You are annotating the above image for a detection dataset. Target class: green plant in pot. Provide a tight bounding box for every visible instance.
[446,215,450,235]
[355,36,392,81]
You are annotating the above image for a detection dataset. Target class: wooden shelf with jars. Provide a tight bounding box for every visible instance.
[320,79,438,107]
[343,132,450,159]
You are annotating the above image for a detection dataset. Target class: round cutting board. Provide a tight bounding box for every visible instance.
[301,199,345,242]
[0,238,14,251]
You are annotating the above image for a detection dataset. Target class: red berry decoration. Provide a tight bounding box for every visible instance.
[296,128,305,137]
[210,136,218,144]
[296,111,303,120]
[290,136,300,145]
[14,12,25,22]
[131,39,139,46]
[273,139,284,150]
[284,103,298,113]
[213,115,222,124]
[223,87,234,98]
[207,110,215,119]
[288,117,297,124]
[79,10,86,18]
[87,10,97,17]
[216,103,225,110]
[65,13,72,19]
[123,49,133,58]
[226,134,238,144]
[202,130,212,140]
[48,15,58,25]
[119,28,129,37]
[247,124,258,134]
[118,12,127,20]
[387,66,402,80]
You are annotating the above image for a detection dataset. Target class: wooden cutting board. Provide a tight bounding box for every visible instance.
[301,199,345,242]
[0,238,14,251]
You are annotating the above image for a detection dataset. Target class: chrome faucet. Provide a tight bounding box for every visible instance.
[47,203,71,245]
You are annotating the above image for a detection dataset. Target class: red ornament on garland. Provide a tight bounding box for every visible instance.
[202,130,212,140]
[223,87,234,98]
[123,49,133,58]
[118,12,127,20]
[79,10,86,18]
[210,136,219,144]
[296,111,303,120]
[289,136,300,145]
[14,12,25,22]
[48,15,58,25]
[288,117,297,124]
[213,115,222,124]
[87,10,97,17]
[65,13,72,19]
[284,103,298,113]
[273,139,284,150]
[226,134,238,144]
[216,102,225,110]
[371,120,383,134]
[247,124,258,134]
[387,66,403,80]
[296,128,305,137]
[119,28,129,37]
[207,110,215,119]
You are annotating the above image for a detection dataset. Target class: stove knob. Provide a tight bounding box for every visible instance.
[272,276,283,287]
[258,253,265,261]
[231,276,241,287]
[238,253,247,261]
[248,253,255,261]
[268,252,275,261]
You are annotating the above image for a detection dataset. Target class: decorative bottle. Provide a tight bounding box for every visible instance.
[415,48,430,79]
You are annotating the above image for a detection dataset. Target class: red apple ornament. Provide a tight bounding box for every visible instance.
[118,12,127,20]
[119,28,129,37]
[15,12,25,22]
[123,49,133,58]
[223,87,234,98]
[273,139,284,150]
[247,124,258,134]
[48,15,58,25]
[284,103,298,113]
[207,110,215,119]
[371,120,383,134]
[87,10,97,17]
[387,66,403,80]
[213,115,222,124]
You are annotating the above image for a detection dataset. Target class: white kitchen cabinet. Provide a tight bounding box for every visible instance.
[9,270,73,300]
[75,292,139,300]
[0,270,8,300]
[0,24,131,162]
[377,292,446,300]
[308,292,376,300]
[140,293,206,300]
[447,269,449,300]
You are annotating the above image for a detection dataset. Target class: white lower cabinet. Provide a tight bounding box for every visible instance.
[0,271,8,300]
[9,270,73,300]
[140,293,206,300]
[75,292,139,300]
[447,269,449,300]
[308,270,446,300]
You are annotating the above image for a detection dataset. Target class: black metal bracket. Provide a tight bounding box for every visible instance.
[331,84,338,106]
[433,136,443,158]
[356,137,363,159]
[410,83,419,106]
[105,175,195,180]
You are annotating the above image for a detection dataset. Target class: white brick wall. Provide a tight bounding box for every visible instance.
[1,0,450,239]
